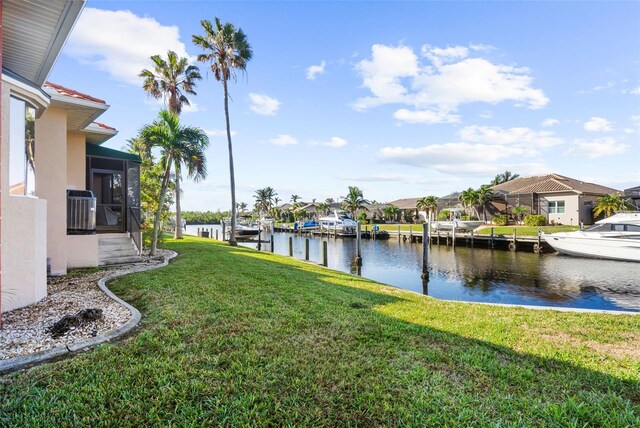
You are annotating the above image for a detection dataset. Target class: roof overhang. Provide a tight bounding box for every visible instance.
[83,122,118,145]
[44,87,109,132]
[1,68,50,116]
[2,0,85,86]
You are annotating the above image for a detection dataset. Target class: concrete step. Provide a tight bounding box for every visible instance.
[99,255,142,265]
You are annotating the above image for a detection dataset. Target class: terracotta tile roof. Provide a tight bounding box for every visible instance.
[93,122,116,131]
[492,173,619,195]
[44,81,106,104]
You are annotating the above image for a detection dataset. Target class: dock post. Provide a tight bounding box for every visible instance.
[397,225,401,242]
[409,225,413,242]
[536,228,542,254]
[197,227,200,236]
[421,223,429,279]
[271,233,275,253]
[322,241,328,266]
[510,228,517,251]
[490,227,494,248]
[334,223,337,239]
[427,222,432,246]
[437,230,440,245]
[355,222,362,266]
[257,230,262,251]
[289,236,293,257]
[222,223,226,241]
[216,229,219,240]
[305,238,310,260]
[452,225,456,248]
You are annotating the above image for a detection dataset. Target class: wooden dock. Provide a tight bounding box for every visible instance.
[274,225,549,253]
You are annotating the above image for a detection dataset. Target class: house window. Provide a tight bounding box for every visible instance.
[9,97,36,196]
[548,200,565,214]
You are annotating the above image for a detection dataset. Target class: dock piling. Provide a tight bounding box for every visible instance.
[288,236,293,257]
[421,223,429,279]
[322,241,328,266]
[305,238,310,261]
[355,222,362,266]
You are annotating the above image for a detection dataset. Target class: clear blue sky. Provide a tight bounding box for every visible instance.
[50,0,640,211]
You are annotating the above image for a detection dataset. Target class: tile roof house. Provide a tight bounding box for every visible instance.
[1,0,141,315]
[491,173,620,225]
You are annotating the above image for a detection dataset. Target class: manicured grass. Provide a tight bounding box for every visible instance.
[476,225,581,236]
[1,236,638,426]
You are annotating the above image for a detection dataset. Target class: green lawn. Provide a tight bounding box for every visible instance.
[1,236,638,426]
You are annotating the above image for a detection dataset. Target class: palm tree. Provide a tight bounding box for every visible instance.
[237,202,248,213]
[193,18,252,246]
[254,187,277,216]
[290,194,301,204]
[476,184,494,222]
[139,50,201,115]
[416,196,438,221]
[140,50,202,239]
[492,170,520,185]
[316,202,330,216]
[342,186,368,218]
[383,205,400,222]
[593,194,634,218]
[325,197,335,204]
[459,188,480,219]
[140,110,209,255]
[512,205,528,224]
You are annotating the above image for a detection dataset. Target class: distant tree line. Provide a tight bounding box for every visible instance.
[181,210,231,225]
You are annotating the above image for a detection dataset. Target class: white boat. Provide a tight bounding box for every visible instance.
[542,211,640,262]
[430,209,484,231]
[224,217,261,237]
[318,210,358,235]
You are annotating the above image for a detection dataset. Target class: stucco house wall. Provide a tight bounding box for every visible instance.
[541,192,579,226]
[35,107,68,275]
[1,79,48,311]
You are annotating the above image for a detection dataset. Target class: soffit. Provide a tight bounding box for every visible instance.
[2,0,85,86]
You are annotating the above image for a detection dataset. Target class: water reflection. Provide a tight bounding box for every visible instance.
[186,226,639,312]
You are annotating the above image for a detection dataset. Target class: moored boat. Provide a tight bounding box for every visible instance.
[430,209,484,231]
[542,211,640,262]
[318,210,358,235]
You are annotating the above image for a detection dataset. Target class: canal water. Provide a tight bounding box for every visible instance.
[186,225,639,313]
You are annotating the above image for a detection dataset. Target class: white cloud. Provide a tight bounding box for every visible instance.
[541,118,559,128]
[337,173,453,185]
[321,137,347,148]
[394,108,460,124]
[458,125,564,148]
[353,43,548,121]
[249,93,281,116]
[564,137,628,158]
[268,134,298,146]
[628,86,640,95]
[306,60,327,80]
[204,129,237,137]
[65,8,191,85]
[584,117,613,132]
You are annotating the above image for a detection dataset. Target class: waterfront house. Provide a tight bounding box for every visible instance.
[490,173,619,225]
[624,186,640,210]
[2,0,141,313]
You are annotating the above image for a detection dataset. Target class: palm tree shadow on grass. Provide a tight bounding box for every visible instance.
[105,238,639,425]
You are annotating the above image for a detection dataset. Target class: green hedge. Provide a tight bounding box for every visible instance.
[524,214,546,226]
[492,214,509,226]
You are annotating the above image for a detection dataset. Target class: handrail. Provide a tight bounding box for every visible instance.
[128,206,142,255]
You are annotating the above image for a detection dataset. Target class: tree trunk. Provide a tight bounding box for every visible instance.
[223,79,237,246]
[151,155,173,256]
[174,161,183,239]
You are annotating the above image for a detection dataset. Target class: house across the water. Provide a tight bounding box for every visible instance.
[2,0,141,313]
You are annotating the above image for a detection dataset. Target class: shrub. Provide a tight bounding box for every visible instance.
[524,214,546,227]
[492,214,509,226]
[460,215,470,220]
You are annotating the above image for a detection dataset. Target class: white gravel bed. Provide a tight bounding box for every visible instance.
[0,249,172,360]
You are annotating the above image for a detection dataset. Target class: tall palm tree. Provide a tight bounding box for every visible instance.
[254,187,277,215]
[290,194,301,204]
[476,184,494,222]
[316,202,330,216]
[416,196,438,221]
[342,186,368,218]
[193,18,252,246]
[140,50,202,239]
[140,110,209,255]
[139,50,202,115]
[593,194,634,218]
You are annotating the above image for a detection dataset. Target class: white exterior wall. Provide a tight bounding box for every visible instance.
[542,193,580,226]
[1,80,49,312]
[67,235,99,268]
